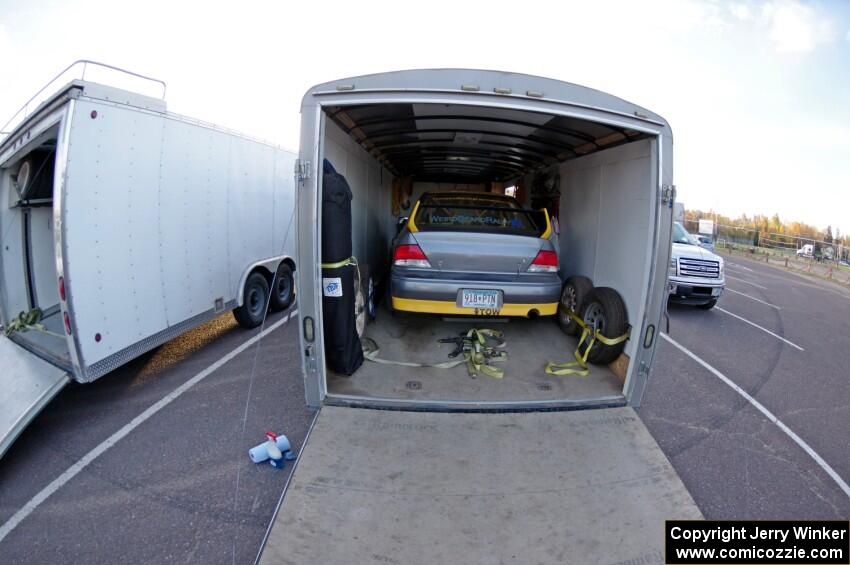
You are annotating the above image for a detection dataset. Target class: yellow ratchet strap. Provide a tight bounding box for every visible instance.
[545,309,630,377]
[362,328,508,379]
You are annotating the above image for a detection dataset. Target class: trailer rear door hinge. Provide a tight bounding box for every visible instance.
[661,184,676,206]
[294,159,311,182]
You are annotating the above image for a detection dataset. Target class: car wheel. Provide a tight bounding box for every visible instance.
[580,287,628,365]
[233,272,270,329]
[557,275,594,336]
[269,262,295,312]
[354,265,372,338]
[697,298,717,310]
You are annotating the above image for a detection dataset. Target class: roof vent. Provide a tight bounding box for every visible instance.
[493,87,512,94]
[336,84,355,91]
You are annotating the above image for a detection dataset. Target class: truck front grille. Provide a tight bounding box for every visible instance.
[678,258,720,278]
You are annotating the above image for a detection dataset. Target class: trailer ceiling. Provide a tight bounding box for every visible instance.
[326,103,649,183]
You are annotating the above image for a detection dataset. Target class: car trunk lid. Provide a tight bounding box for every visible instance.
[411,230,544,275]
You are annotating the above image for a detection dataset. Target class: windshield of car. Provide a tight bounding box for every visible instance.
[673,222,699,245]
[413,193,543,236]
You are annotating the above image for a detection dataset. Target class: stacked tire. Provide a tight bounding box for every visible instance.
[557,276,628,365]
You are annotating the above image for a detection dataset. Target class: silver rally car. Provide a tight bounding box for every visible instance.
[390,192,561,317]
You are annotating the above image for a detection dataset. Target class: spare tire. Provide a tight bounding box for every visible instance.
[580,287,628,365]
[557,275,594,336]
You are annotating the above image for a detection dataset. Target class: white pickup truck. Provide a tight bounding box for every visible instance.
[668,221,725,309]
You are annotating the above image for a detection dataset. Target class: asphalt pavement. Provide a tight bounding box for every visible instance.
[0,308,314,565]
[639,253,850,518]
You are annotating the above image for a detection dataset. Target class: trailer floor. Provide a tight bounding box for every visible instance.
[9,311,71,369]
[328,307,624,403]
[259,405,702,564]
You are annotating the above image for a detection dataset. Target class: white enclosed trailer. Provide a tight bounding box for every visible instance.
[0,63,297,456]
[259,70,699,563]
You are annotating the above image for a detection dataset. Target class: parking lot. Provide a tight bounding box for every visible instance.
[1,254,849,563]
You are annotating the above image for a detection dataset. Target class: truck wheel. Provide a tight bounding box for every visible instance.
[697,298,717,310]
[581,287,628,365]
[269,262,295,312]
[557,275,593,336]
[233,272,270,328]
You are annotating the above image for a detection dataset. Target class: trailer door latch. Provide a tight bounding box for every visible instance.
[661,184,676,206]
[294,159,311,182]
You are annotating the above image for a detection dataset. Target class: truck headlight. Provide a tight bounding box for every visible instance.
[669,258,677,276]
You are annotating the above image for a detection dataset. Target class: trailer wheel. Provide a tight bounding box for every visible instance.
[269,262,295,312]
[234,272,270,329]
[557,275,594,336]
[580,287,628,365]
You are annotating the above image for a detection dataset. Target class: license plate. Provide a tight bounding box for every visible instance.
[460,289,501,309]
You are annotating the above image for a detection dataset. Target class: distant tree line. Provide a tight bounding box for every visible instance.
[683,209,848,250]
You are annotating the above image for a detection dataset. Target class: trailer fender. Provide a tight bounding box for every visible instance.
[235,256,295,308]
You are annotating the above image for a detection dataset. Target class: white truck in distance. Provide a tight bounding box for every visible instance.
[668,221,725,309]
[797,243,814,258]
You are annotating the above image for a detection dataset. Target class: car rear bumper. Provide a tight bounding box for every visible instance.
[391,272,561,317]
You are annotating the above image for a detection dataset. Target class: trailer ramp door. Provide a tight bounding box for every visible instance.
[260,406,701,564]
[0,334,69,458]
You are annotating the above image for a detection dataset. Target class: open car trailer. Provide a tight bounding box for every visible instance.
[0,62,296,457]
[259,70,700,563]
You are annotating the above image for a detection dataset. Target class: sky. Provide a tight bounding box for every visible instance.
[1,0,848,233]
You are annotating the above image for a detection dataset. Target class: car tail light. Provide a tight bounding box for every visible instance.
[58,276,66,301]
[63,311,72,335]
[393,244,431,268]
[528,250,558,273]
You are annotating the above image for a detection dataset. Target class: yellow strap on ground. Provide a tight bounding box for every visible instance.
[362,328,508,379]
[545,309,630,377]
[3,308,64,338]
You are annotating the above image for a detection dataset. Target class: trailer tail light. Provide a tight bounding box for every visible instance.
[528,250,558,273]
[63,311,72,335]
[58,276,66,301]
[393,244,431,268]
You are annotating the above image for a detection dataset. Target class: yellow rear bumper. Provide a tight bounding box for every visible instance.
[391,297,557,317]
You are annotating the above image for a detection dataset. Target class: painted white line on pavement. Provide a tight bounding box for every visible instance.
[660,332,850,500]
[716,306,804,351]
[726,274,768,290]
[727,262,754,272]
[0,312,294,545]
[725,288,781,310]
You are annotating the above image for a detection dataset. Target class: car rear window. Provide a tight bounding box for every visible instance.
[413,194,544,236]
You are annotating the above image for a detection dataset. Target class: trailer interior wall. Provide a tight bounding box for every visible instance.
[551,138,656,361]
[323,119,394,277]
[317,103,660,407]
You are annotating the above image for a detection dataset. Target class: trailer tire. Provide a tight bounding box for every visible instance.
[234,272,270,329]
[269,262,295,312]
[697,298,717,310]
[581,287,628,365]
[557,275,594,336]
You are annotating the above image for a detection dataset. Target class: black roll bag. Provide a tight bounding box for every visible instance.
[320,159,363,375]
